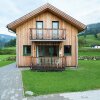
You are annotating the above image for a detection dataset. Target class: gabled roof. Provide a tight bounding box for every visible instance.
[7,3,86,32]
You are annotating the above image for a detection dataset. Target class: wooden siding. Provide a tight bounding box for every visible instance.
[16,11,78,67]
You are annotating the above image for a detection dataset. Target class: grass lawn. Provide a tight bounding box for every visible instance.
[79,51,100,56]
[0,55,15,67]
[0,61,14,67]
[0,55,15,60]
[0,46,16,55]
[22,60,100,96]
[79,47,100,56]
[1,47,16,50]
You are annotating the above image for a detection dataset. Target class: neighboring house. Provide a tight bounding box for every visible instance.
[92,45,100,49]
[7,3,86,70]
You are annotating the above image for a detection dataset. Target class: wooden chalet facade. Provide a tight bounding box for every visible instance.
[7,3,86,70]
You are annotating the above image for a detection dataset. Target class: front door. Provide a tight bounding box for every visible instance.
[36,45,59,65]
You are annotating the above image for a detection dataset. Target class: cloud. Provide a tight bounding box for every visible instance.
[0,27,16,36]
[80,9,100,24]
[0,0,22,28]
[45,0,100,24]
[0,0,45,36]
[0,0,100,36]
[0,0,21,18]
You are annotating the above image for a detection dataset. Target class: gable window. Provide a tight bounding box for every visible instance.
[64,45,71,55]
[52,21,59,39]
[23,45,31,56]
[52,21,59,29]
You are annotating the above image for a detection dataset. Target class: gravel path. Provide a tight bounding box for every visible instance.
[0,63,24,100]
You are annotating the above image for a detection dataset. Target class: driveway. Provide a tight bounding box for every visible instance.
[0,63,24,100]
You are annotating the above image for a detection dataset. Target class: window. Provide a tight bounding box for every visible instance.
[23,45,31,56]
[36,21,43,39]
[52,21,59,29]
[36,21,43,29]
[52,21,59,39]
[64,45,71,55]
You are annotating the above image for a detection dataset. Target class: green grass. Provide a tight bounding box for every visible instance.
[78,34,100,56]
[0,55,15,67]
[79,51,100,56]
[22,60,100,96]
[3,47,16,50]
[0,47,16,55]
[0,61,14,67]
[0,55,15,60]
[0,46,16,67]
[79,47,100,56]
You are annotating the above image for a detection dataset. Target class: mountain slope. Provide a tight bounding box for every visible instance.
[0,34,16,48]
[0,34,16,42]
[79,23,100,36]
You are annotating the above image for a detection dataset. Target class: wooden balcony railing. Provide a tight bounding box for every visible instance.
[30,57,66,71]
[30,28,66,41]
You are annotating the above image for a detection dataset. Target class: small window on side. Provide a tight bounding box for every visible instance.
[23,45,31,56]
[64,45,71,56]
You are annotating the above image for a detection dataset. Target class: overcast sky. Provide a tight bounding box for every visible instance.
[0,0,100,36]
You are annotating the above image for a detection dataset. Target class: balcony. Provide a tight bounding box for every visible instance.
[30,28,66,41]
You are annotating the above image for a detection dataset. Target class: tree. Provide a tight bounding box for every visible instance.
[78,38,86,47]
[94,34,98,38]
[5,39,16,47]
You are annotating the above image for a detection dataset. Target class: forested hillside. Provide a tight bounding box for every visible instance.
[79,23,100,38]
[0,34,16,48]
[78,23,100,47]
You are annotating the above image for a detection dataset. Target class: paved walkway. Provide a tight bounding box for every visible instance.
[0,63,24,100]
[27,90,100,100]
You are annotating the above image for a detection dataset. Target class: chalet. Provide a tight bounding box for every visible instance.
[7,3,86,71]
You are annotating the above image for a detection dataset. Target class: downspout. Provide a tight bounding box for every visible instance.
[76,34,78,68]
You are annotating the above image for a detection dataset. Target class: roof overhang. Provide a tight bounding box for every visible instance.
[7,3,86,33]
